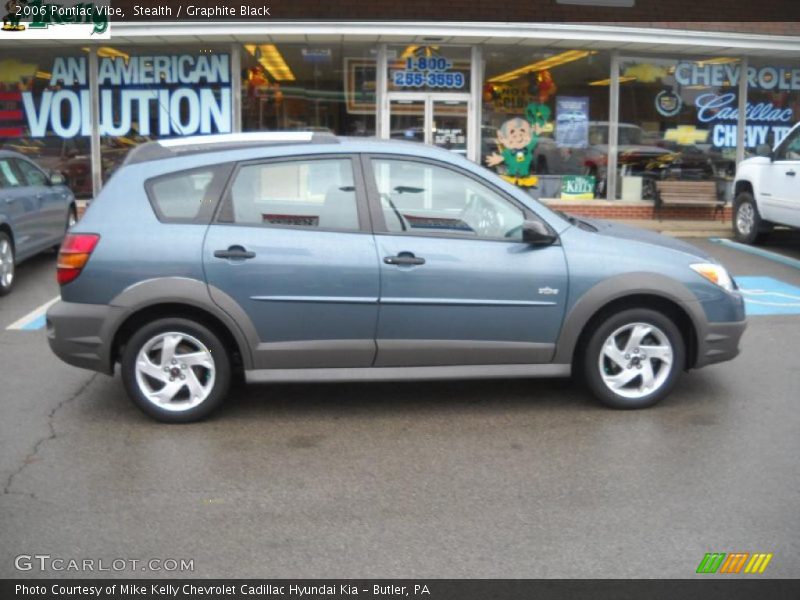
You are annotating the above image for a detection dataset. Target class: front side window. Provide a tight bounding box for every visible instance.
[229,158,359,230]
[148,169,217,221]
[775,127,800,161]
[14,159,48,187]
[371,158,525,240]
[0,159,22,188]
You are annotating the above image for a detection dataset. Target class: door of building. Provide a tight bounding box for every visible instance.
[385,92,473,159]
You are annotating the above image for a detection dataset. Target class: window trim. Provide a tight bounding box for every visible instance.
[214,154,372,234]
[144,163,234,225]
[360,153,551,242]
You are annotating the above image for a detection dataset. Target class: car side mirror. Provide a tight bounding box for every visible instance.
[522,220,557,246]
[49,172,66,186]
[756,144,773,160]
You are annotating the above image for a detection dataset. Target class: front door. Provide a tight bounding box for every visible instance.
[363,155,569,368]
[385,93,473,158]
[203,155,380,369]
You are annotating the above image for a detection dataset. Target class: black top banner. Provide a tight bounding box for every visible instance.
[4,0,800,24]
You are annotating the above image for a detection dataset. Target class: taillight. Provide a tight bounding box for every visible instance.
[57,233,100,285]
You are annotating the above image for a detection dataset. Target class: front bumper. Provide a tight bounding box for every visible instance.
[46,300,118,375]
[694,319,747,368]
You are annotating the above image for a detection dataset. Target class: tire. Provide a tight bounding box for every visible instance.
[0,231,15,297]
[120,317,231,423]
[733,191,769,244]
[582,308,685,409]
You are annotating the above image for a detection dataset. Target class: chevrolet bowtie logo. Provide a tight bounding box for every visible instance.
[696,552,773,574]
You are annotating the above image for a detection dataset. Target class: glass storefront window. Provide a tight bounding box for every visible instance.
[0,48,92,196]
[743,57,800,156]
[97,45,233,185]
[0,45,236,194]
[241,42,377,136]
[618,55,742,200]
[482,48,611,199]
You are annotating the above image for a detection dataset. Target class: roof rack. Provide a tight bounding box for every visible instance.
[123,131,339,165]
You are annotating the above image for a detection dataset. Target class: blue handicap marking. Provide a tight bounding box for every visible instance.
[734,276,800,316]
[20,314,46,330]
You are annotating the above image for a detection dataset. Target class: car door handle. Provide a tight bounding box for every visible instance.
[384,253,425,266]
[214,246,256,260]
[786,170,796,176]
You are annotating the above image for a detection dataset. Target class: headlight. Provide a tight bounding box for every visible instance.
[690,263,734,292]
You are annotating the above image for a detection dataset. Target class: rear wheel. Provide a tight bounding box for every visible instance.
[121,318,231,423]
[582,308,685,409]
[0,232,15,296]
[733,191,770,244]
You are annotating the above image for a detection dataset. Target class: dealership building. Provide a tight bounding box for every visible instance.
[1,14,799,219]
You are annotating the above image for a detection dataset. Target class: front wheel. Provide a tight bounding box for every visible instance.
[582,308,685,409]
[121,318,231,423]
[0,231,15,296]
[733,191,770,244]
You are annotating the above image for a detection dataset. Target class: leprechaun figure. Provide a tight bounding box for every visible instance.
[2,0,27,31]
[485,102,551,187]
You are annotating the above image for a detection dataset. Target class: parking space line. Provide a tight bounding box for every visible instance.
[6,296,60,331]
[710,238,800,270]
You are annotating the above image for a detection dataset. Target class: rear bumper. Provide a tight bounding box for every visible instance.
[694,319,747,368]
[46,300,116,375]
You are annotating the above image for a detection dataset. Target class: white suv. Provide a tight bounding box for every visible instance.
[733,123,800,244]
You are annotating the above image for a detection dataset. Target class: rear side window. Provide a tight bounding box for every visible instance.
[15,159,48,187]
[226,158,360,231]
[147,168,218,221]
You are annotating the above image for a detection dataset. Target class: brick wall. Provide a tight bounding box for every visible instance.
[545,202,733,221]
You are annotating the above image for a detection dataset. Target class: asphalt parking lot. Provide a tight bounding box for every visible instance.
[1,232,799,579]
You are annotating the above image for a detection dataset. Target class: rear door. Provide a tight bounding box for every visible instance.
[363,155,568,367]
[14,157,66,245]
[203,154,380,369]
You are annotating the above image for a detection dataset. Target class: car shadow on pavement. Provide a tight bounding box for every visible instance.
[80,368,731,425]
[226,377,597,418]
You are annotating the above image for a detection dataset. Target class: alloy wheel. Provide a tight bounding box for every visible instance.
[736,202,755,236]
[134,331,216,412]
[598,322,674,400]
[0,238,14,289]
